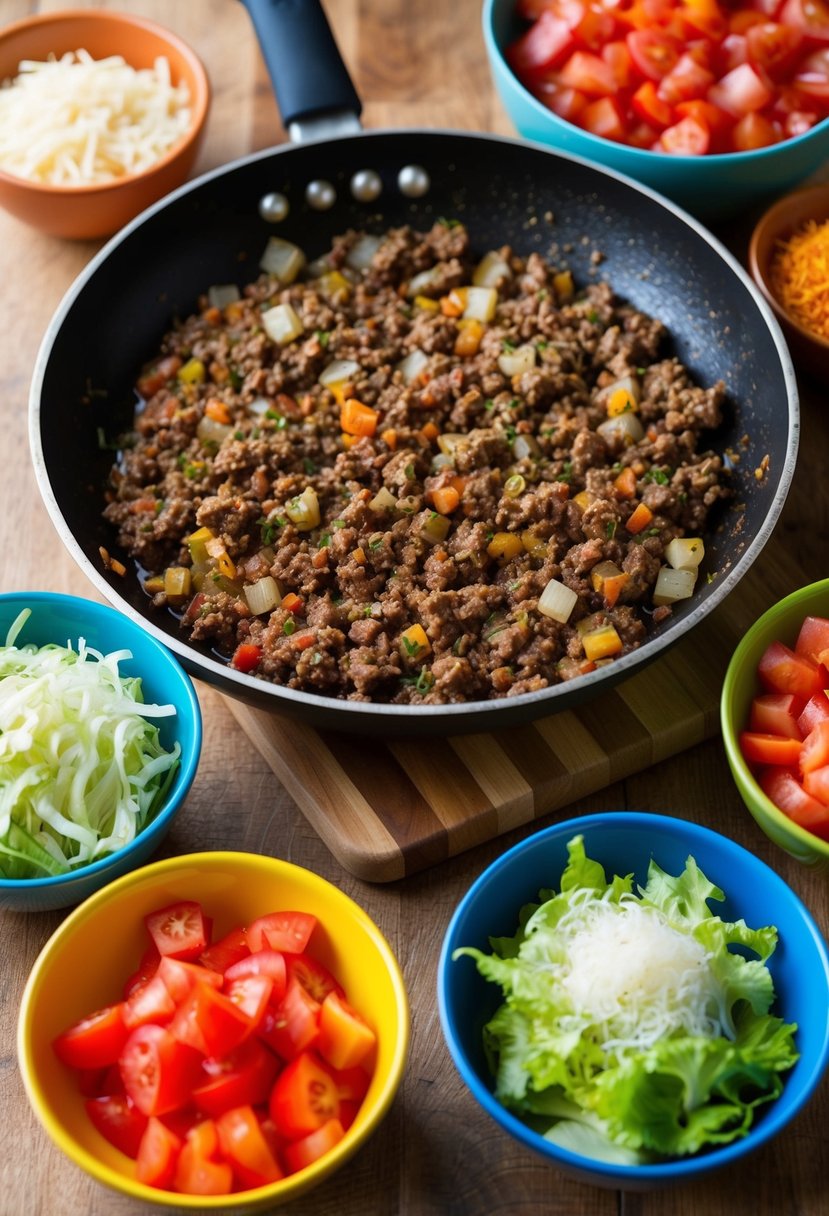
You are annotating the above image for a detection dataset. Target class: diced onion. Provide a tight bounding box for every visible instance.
[207,284,241,309]
[243,575,282,615]
[369,486,397,512]
[597,413,645,446]
[405,267,442,298]
[259,237,306,284]
[319,359,360,388]
[473,252,512,289]
[498,343,536,378]
[396,348,429,385]
[463,286,498,322]
[538,578,578,623]
[285,486,320,531]
[262,302,304,346]
[196,415,232,446]
[512,434,541,461]
[653,565,698,606]
[420,513,451,545]
[665,537,705,570]
[247,397,271,417]
[346,234,382,270]
[437,432,466,456]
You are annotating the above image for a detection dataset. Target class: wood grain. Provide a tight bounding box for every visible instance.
[0,3,826,1216]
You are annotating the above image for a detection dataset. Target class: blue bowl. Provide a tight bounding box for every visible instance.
[483,0,829,220]
[0,592,201,912]
[438,811,829,1189]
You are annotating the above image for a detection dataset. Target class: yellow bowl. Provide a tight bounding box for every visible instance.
[17,851,409,1209]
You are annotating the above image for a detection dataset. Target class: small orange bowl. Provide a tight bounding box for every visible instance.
[748,183,829,387]
[0,9,210,240]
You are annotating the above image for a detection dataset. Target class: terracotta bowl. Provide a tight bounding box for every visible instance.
[0,9,210,240]
[749,182,829,386]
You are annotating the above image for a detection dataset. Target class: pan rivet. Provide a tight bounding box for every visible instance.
[306,180,336,210]
[350,169,382,203]
[398,165,430,198]
[258,191,290,223]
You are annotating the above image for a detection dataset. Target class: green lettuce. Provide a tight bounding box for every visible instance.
[454,835,799,1163]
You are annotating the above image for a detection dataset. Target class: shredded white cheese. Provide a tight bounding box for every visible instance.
[0,49,191,185]
[552,891,727,1053]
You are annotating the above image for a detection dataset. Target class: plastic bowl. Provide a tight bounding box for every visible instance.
[0,9,210,239]
[749,183,829,386]
[483,0,829,220]
[438,811,829,1189]
[0,591,201,911]
[17,850,410,1210]
[721,578,829,868]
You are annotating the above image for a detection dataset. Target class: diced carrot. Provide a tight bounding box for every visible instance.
[312,549,329,569]
[613,466,637,498]
[381,428,398,450]
[205,398,231,425]
[430,486,461,515]
[293,630,316,650]
[341,432,357,448]
[281,593,304,615]
[420,421,439,443]
[128,498,157,514]
[340,398,378,437]
[607,387,638,417]
[602,572,630,608]
[454,319,484,357]
[626,502,653,534]
[202,306,222,325]
[352,547,366,565]
[439,289,466,317]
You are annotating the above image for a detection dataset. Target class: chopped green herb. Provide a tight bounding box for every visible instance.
[259,518,277,545]
[234,430,244,441]
[228,366,243,391]
[643,468,671,485]
[315,330,331,347]
[405,463,415,480]
[505,425,517,443]
[369,537,384,551]
[283,618,296,636]
[302,457,317,475]
[402,635,420,656]
[536,340,548,351]
[485,399,496,412]
[606,520,617,539]
[537,288,548,301]
[154,501,164,515]
[332,519,346,529]
[560,460,573,483]
[502,339,516,353]
[266,410,288,429]
[587,309,600,323]
[319,533,331,548]
[437,216,461,228]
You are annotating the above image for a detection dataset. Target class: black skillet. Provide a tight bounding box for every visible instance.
[29,0,798,737]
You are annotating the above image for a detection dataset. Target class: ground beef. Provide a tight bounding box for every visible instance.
[103,221,731,704]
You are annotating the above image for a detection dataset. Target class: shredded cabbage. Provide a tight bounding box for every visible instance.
[454,835,799,1162]
[0,609,180,880]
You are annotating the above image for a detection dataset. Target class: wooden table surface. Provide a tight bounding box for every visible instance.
[1,1,827,1213]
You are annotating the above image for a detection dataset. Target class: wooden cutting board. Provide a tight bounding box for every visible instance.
[226,533,804,883]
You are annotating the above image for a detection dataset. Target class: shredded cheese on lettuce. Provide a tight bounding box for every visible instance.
[455,836,799,1163]
[0,609,180,880]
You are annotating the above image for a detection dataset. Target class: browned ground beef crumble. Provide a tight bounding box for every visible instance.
[104,221,730,704]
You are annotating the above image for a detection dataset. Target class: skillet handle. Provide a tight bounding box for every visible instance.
[239,0,362,134]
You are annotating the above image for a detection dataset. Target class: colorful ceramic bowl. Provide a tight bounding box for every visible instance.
[18,850,410,1209]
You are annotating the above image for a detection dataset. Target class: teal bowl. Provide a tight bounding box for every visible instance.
[721,579,829,868]
[438,812,829,1189]
[0,592,202,911]
[483,0,829,220]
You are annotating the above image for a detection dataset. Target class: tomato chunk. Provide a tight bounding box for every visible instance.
[749,692,805,739]
[136,1117,182,1189]
[760,767,829,837]
[282,1118,345,1175]
[317,991,378,1071]
[246,910,317,955]
[799,719,829,774]
[169,983,256,1058]
[286,953,345,1004]
[216,1105,284,1188]
[53,1004,130,1070]
[795,614,829,664]
[797,691,829,736]
[193,1038,280,1118]
[269,1051,341,1140]
[757,640,824,700]
[120,1024,203,1117]
[740,731,803,766]
[145,901,209,962]
[225,949,288,1003]
[199,927,250,974]
[123,975,176,1030]
[258,978,321,1061]
[85,1094,148,1158]
[173,1121,234,1196]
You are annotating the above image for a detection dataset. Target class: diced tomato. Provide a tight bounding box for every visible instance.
[794,46,829,98]
[324,1062,372,1104]
[269,1051,341,1140]
[200,927,250,974]
[136,1117,182,1189]
[740,730,803,766]
[193,1038,280,1117]
[658,51,716,101]
[683,0,729,39]
[760,767,829,837]
[123,974,177,1030]
[749,692,805,738]
[169,983,256,1058]
[802,763,829,810]
[157,956,223,1004]
[53,1004,130,1070]
[799,719,829,773]
[557,49,620,93]
[718,31,750,71]
[215,1105,284,1188]
[730,109,782,145]
[795,614,829,664]
[317,991,377,1071]
[747,20,805,75]
[797,691,829,735]
[757,639,824,699]
[225,949,288,1003]
[282,1118,345,1175]
[85,1094,148,1158]
[573,3,619,49]
[541,83,590,120]
[122,945,161,1000]
[77,1064,121,1098]
[779,0,829,44]
[627,28,683,78]
[286,953,345,1004]
[784,106,819,132]
[173,1121,234,1196]
[232,643,263,674]
[730,10,770,34]
[632,78,675,125]
[258,978,321,1061]
[225,974,273,1027]
[580,94,627,137]
[708,61,774,112]
[602,39,637,87]
[120,1024,203,1117]
[338,1099,361,1131]
[657,113,712,151]
[246,910,317,955]
[145,901,209,962]
[507,10,577,75]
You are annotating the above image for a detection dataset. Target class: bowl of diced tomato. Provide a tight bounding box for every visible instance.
[16,851,409,1209]
[483,0,829,219]
[721,578,829,867]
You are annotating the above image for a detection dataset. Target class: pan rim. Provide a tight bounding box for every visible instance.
[28,128,800,728]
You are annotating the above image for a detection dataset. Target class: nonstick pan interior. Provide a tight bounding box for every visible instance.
[30,129,798,735]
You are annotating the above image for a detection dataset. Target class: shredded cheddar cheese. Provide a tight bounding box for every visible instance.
[769,217,829,343]
[0,49,191,186]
